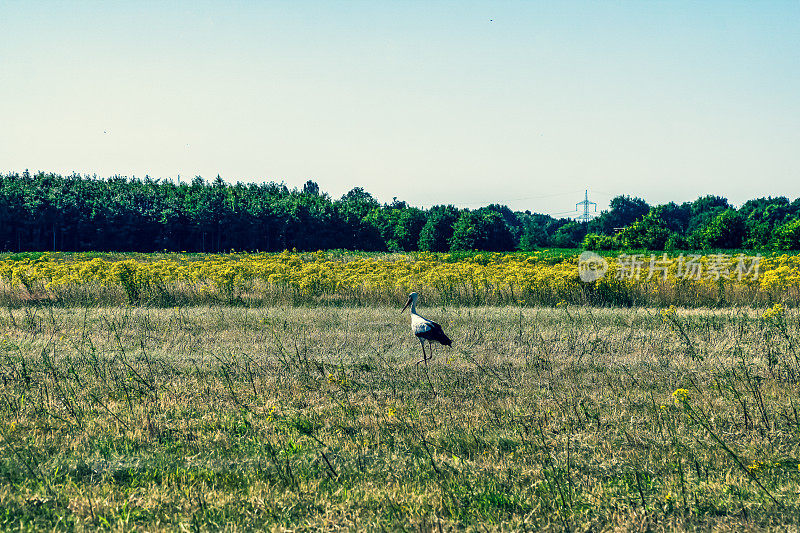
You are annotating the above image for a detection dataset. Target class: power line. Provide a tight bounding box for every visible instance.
[455,189,585,207]
[418,187,610,219]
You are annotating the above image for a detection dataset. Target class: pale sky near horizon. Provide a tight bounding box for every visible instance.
[1,1,799,216]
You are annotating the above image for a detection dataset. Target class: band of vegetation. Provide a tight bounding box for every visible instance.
[2,172,800,254]
[1,250,798,308]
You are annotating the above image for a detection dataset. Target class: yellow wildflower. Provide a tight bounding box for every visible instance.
[762,303,784,321]
[672,388,690,406]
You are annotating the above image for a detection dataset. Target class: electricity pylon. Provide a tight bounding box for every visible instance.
[576,190,597,225]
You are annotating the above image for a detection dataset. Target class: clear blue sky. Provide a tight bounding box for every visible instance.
[2,1,798,215]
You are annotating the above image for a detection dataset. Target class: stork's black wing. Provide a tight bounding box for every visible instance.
[415,320,452,346]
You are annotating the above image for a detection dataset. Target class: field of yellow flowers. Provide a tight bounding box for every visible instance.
[1,250,799,307]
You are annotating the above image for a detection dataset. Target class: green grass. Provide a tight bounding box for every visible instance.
[1,304,799,530]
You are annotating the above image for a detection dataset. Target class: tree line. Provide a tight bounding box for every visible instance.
[582,195,800,251]
[1,172,799,252]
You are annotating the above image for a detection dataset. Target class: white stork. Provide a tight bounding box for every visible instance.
[401,292,452,365]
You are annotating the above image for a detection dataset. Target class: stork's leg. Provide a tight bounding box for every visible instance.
[428,341,434,362]
[415,340,428,366]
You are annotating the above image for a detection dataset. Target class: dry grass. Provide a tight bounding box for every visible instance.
[1,303,800,531]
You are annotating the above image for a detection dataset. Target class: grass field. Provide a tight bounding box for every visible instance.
[2,302,800,531]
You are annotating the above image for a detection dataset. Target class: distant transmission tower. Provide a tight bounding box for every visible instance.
[576,190,597,225]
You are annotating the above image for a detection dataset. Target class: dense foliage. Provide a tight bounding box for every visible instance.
[584,195,800,251]
[2,172,800,252]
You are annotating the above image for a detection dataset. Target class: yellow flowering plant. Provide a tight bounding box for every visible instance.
[0,250,798,308]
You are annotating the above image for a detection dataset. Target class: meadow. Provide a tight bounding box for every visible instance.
[1,252,800,530]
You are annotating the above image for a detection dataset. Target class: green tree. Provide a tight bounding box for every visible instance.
[518,213,559,250]
[479,210,516,251]
[588,195,650,235]
[393,208,427,251]
[616,219,671,249]
[449,212,483,251]
[448,210,516,251]
[649,202,692,235]
[418,206,459,252]
[549,221,586,248]
[739,197,791,248]
[772,219,800,250]
[687,195,729,235]
[302,180,320,196]
[700,209,746,249]
[336,188,384,250]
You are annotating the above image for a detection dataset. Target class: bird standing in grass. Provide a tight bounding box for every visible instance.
[401,292,451,365]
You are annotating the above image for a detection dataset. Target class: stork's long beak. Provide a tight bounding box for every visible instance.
[401,298,411,313]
